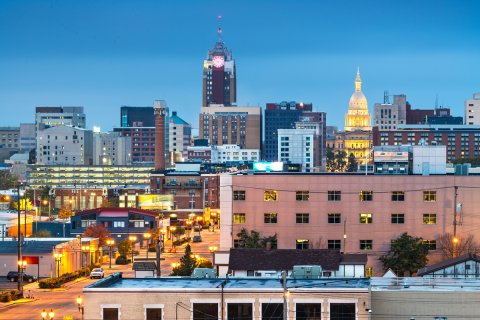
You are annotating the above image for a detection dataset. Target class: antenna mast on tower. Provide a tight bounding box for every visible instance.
[435,93,438,113]
[218,16,222,42]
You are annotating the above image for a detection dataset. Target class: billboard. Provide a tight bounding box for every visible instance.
[138,195,174,209]
[253,162,284,172]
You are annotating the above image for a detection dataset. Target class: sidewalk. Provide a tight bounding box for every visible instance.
[0,298,38,308]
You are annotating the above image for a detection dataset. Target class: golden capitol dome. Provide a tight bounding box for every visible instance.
[348,67,368,111]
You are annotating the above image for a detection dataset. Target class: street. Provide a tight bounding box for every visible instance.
[0,229,219,320]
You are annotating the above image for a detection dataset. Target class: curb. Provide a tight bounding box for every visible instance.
[0,298,39,309]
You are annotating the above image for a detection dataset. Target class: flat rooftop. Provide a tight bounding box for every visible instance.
[371,277,480,292]
[84,273,370,292]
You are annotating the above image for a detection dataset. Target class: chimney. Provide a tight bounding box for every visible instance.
[154,100,167,171]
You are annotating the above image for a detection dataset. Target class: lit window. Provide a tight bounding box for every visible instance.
[295,191,309,201]
[359,213,372,224]
[359,191,373,201]
[423,214,436,224]
[423,191,436,202]
[296,239,309,249]
[234,214,245,224]
[360,240,373,250]
[264,190,278,201]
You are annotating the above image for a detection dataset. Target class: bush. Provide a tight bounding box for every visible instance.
[39,278,61,289]
[0,291,17,302]
[148,245,157,252]
[115,255,128,265]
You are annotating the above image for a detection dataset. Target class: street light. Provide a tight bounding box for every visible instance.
[17,260,27,296]
[172,262,180,268]
[54,253,62,286]
[160,229,166,252]
[190,254,199,260]
[129,236,137,263]
[170,227,176,248]
[196,216,203,235]
[211,212,217,232]
[81,246,90,277]
[209,246,218,274]
[41,309,54,320]
[144,233,151,260]
[77,296,84,320]
[106,240,115,269]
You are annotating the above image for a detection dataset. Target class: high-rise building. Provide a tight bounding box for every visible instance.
[120,106,155,127]
[169,111,191,158]
[465,93,480,125]
[199,104,262,150]
[373,95,407,130]
[35,107,86,138]
[264,101,326,162]
[20,123,36,151]
[0,127,20,149]
[202,18,236,107]
[93,132,132,165]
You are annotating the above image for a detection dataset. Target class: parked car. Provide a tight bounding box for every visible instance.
[90,268,104,279]
[6,271,37,283]
[194,225,202,231]
[193,235,202,242]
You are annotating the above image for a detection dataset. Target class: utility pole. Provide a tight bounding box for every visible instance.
[156,242,161,277]
[343,217,347,254]
[17,183,22,296]
[453,186,458,258]
[283,271,287,320]
[24,184,27,238]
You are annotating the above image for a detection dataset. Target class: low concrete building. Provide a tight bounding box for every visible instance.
[211,144,260,164]
[417,253,480,278]
[83,273,370,320]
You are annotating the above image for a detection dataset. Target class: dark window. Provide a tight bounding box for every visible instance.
[391,214,405,224]
[296,213,309,224]
[146,308,162,320]
[328,240,341,249]
[360,240,373,250]
[233,191,246,201]
[246,271,254,277]
[296,304,321,320]
[296,239,309,249]
[330,303,355,320]
[228,303,253,320]
[423,240,437,250]
[391,191,405,201]
[103,308,119,320]
[72,221,76,229]
[193,303,218,320]
[262,303,283,320]
[295,191,309,201]
[328,213,341,224]
[264,213,277,224]
[328,191,341,201]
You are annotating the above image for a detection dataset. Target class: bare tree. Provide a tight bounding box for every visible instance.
[436,233,480,261]
[310,236,327,249]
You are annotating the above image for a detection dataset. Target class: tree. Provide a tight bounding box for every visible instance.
[346,153,358,172]
[117,240,132,256]
[13,199,33,211]
[0,172,19,190]
[109,198,119,207]
[100,200,111,208]
[334,150,347,172]
[310,236,327,249]
[171,223,185,241]
[326,147,336,172]
[379,232,430,277]
[170,244,196,276]
[40,186,52,200]
[31,229,52,238]
[436,233,479,261]
[58,205,74,220]
[236,228,277,249]
[196,257,213,269]
[82,223,111,243]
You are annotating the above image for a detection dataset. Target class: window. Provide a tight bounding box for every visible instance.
[113,221,125,228]
[228,303,253,320]
[328,213,341,224]
[264,213,277,224]
[189,190,195,196]
[295,191,309,201]
[233,191,245,201]
[391,191,405,201]
[262,303,283,320]
[234,213,245,224]
[359,213,372,224]
[296,239,309,249]
[328,240,341,249]
[193,303,218,320]
[296,304,321,320]
[423,214,437,224]
[146,308,162,320]
[391,214,405,224]
[359,191,373,201]
[129,213,145,228]
[264,190,278,201]
[423,191,436,201]
[103,308,119,320]
[296,213,309,224]
[365,267,373,277]
[360,240,372,250]
[328,191,341,201]
[423,240,437,250]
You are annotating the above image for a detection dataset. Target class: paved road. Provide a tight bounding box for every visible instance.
[0,229,220,320]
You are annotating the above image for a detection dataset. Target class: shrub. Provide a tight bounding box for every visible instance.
[115,255,128,265]
[0,291,14,302]
[148,245,157,252]
[38,278,61,289]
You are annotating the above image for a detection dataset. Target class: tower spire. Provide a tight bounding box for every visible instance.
[355,66,362,92]
[218,16,222,42]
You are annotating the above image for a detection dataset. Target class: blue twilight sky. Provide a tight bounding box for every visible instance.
[1,0,480,133]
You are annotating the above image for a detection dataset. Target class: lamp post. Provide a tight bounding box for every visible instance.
[41,309,55,320]
[169,227,176,248]
[196,216,202,235]
[106,240,115,269]
[209,246,218,274]
[211,212,217,232]
[77,296,85,320]
[186,220,192,240]
[129,236,137,263]
[144,233,151,260]
[54,253,62,286]
[81,246,90,277]
[160,229,166,252]
[18,260,27,296]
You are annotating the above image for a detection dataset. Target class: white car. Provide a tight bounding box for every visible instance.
[90,268,105,279]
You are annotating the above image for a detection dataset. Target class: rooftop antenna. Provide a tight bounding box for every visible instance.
[435,93,438,112]
[384,90,389,104]
[218,16,222,42]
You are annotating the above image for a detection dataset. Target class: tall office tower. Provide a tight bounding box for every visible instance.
[203,17,236,107]
[35,106,86,137]
[264,101,326,162]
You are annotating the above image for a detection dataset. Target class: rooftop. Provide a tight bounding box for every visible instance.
[417,253,480,276]
[84,273,370,291]
[74,207,159,218]
[0,240,72,254]
[371,277,480,292]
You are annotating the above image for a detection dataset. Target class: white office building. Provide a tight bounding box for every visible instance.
[93,132,132,165]
[278,129,315,172]
[211,144,260,163]
[465,93,480,125]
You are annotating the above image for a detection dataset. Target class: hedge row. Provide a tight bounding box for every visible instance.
[38,263,102,288]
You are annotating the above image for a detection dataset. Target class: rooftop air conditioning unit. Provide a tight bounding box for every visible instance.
[191,268,217,279]
[290,266,322,279]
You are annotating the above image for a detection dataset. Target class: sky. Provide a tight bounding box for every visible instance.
[1,0,480,133]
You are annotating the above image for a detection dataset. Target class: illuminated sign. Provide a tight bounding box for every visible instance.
[93,126,101,133]
[253,162,284,172]
[138,195,173,209]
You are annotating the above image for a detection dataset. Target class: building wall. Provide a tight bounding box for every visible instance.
[187,146,212,163]
[20,123,36,151]
[120,106,155,127]
[0,127,20,149]
[84,289,368,320]
[220,174,480,276]
[93,132,131,165]
[35,107,86,141]
[278,129,315,172]
[464,94,480,125]
[169,121,191,157]
[211,144,260,163]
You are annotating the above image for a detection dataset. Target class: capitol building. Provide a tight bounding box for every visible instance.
[327,68,373,169]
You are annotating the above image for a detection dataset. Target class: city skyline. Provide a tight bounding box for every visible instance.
[1,0,480,132]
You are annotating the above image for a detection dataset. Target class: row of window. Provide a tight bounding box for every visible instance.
[233,190,436,202]
[233,213,437,225]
